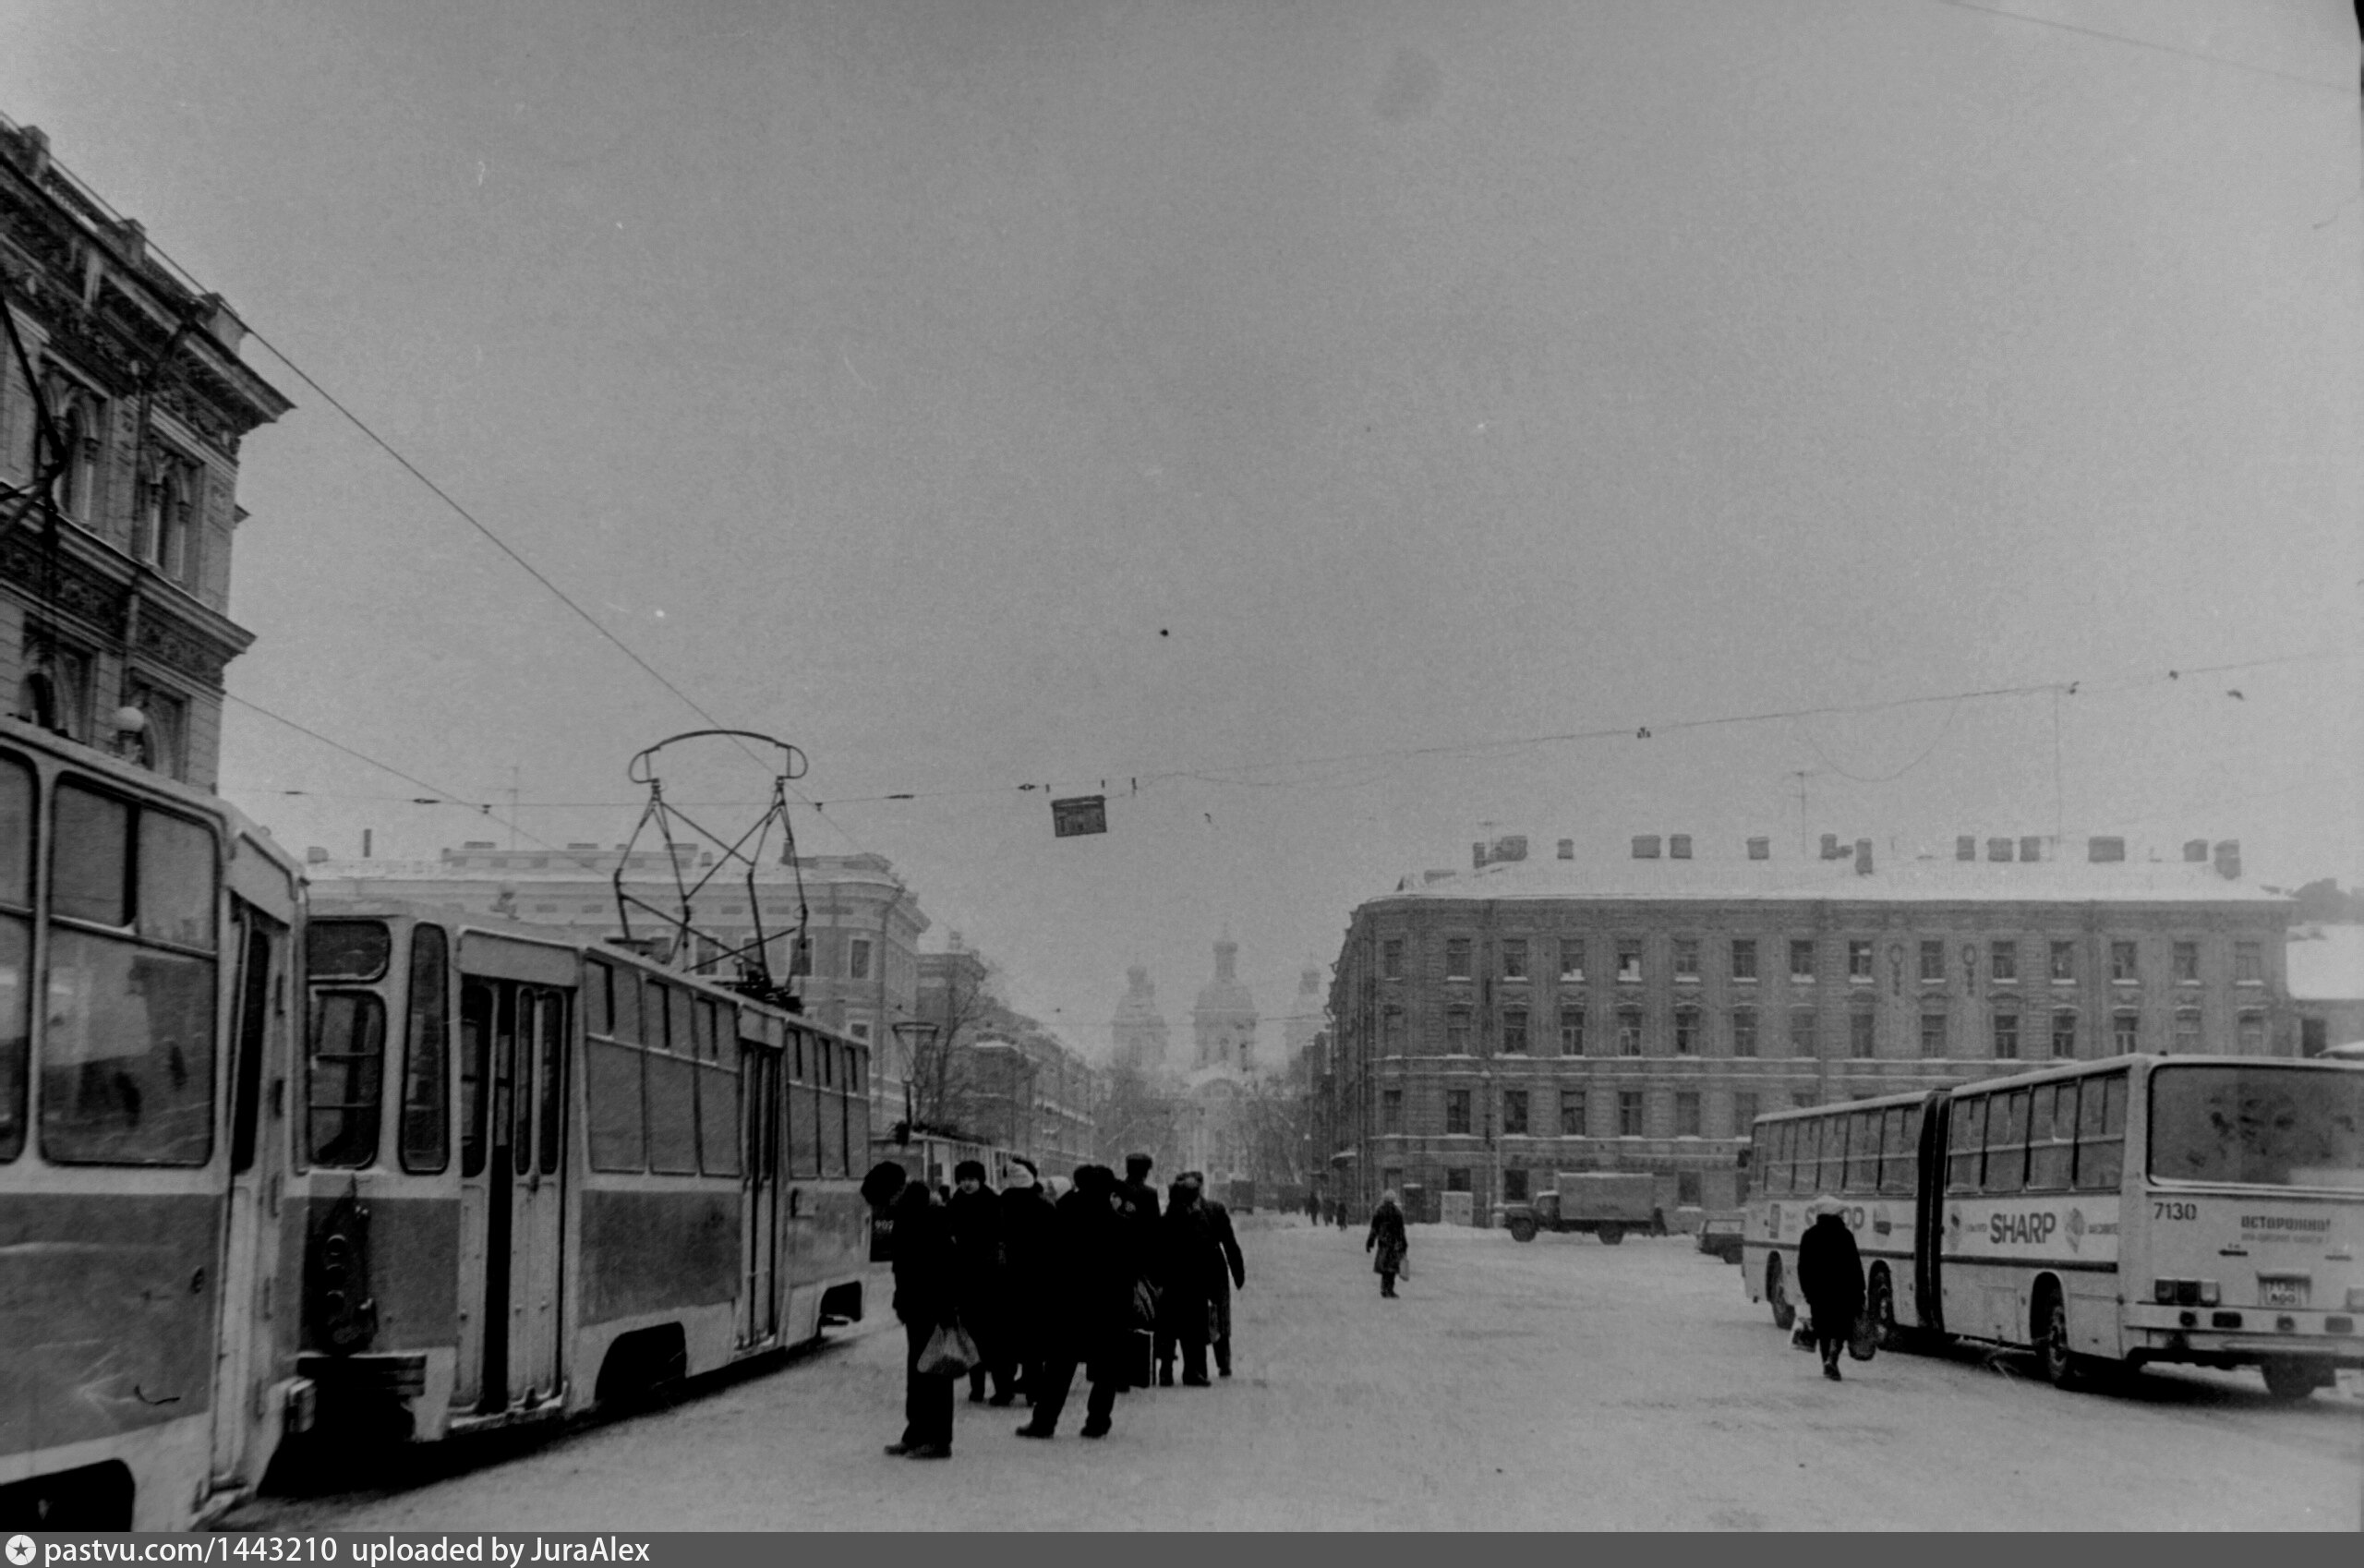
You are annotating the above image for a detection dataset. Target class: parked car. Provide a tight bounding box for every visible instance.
[1695,1215,1744,1263]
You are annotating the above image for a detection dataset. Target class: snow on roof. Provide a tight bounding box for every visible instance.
[2286,924,2364,1002]
[1380,849,2289,906]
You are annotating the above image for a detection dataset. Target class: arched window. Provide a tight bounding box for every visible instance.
[41,387,100,523]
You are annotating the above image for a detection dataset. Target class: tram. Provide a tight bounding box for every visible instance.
[0,713,311,1529]
[291,898,873,1447]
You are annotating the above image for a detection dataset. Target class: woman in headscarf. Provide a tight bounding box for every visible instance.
[1365,1189,1409,1298]
[1795,1195,1864,1381]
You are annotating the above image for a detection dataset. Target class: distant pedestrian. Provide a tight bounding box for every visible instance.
[1197,1174,1247,1377]
[1366,1190,1407,1298]
[881,1170,958,1458]
[1306,1191,1321,1225]
[1334,1198,1350,1232]
[998,1157,1060,1405]
[947,1159,1012,1405]
[1014,1164,1134,1440]
[1796,1196,1864,1382]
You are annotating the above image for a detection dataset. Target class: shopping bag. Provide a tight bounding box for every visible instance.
[1848,1310,1879,1362]
[1791,1319,1815,1351]
[916,1320,980,1378]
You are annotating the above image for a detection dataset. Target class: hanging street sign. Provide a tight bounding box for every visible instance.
[1052,794,1108,837]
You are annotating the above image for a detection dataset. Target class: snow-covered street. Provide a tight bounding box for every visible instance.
[233,1220,2363,1531]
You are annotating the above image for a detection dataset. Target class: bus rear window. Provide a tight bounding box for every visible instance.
[308,919,392,982]
[2149,1066,2363,1190]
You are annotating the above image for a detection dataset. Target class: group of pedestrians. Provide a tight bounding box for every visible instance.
[863,1151,1248,1458]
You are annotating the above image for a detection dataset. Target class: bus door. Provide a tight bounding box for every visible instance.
[739,1036,781,1348]
[1912,1088,1951,1333]
[210,898,287,1489]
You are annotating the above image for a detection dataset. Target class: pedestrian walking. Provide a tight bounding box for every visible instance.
[1156,1176,1220,1386]
[1116,1152,1163,1383]
[1196,1174,1247,1378]
[1014,1164,1135,1441]
[1366,1189,1408,1298]
[946,1159,1012,1405]
[1306,1190,1321,1225]
[877,1168,959,1458]
[1796,1195,1865,1382]
[1334,1197,1350,1231]
[998,1156,1060,1405]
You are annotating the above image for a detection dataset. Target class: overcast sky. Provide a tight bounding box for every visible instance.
[6,0,2358,1055]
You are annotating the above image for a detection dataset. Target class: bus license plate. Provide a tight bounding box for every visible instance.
[2258,1278,2308,1308]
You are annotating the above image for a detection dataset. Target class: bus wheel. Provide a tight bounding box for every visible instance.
[2260,1359,2330,1403]
[1868,1268,1900,1350]
[1767,1257,1796,1331]
[1597,1224,1624,1246]
[2036,1285,2082,1391]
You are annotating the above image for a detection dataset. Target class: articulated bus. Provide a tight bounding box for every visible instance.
[292,899,873,1449]
[1743,1054,2363,1400]
[0,716,311,1529]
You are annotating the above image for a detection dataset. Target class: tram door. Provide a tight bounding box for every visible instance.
[210,900,286,1488]
[739,1038,781,1347]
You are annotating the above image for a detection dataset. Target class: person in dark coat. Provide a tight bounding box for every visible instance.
[1196,1175,1248,1377]
[1015,1164,1135,1440]
[1796,1196,1865,1381]
[882,1170,958,1457]
[997,1157,1060,1402]
[1334,1196,1350,1231]
[1307,1191,1322,1224]
[1366,1189,1408,1298]
[946,1159,1010,1405]
[1115,1153,1163,1383]
[1156,1177,1219,1386]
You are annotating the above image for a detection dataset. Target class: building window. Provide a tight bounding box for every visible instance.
[1381,1007,1405,1054]
[1445,937,1471,979]
[1731,1008,1758,1057]
[1560,1089,1586,1135]
[1616,1007,1643,1056]
[1559,1007,1586,1055]
[1672,1008,1699,1055]
[1848,940,1873,981]
[1919,940,1945,983]
[2172,941,2200,984]
[849,937,872,981]
[1788,1009,1815,1057]
[1849,1012,1875,1058]
[1502,1167,1529,1202]
[1559,937,1585,981]
[1445,1008,1471,1055]
[1673,938,1700,980]
[2049,1010,2077,1059]
[1444,1167,1472,1193]
[2174,1008,2201,1054]
[1731,938,1757,981]
[1790,940,1815,982]
[1502,1008,1529,1055]
[1381,1088,1403,1133]
[1616,940,1642,983]
[1990,941,2018,983]
[1503,1090,1529,1135]
[2112,1013,2139,1055]
[1674,1092,1702,1137]
[1446,1090,1471,1135]
[2234,941,2262,985]
[122,681,187,782]
[2237,1013,2265,1054]
[1677,1170,1703,1208]
[1920,1012,1947,1057]
[2111,941,2139,983]
[1731,1091,1759,1137]
[1382,937,1404,979]
[1617,1091,1645,1137]
[2049,941,2075,983]
[1994,1011,2020,1060]
[1502,938,1528,980]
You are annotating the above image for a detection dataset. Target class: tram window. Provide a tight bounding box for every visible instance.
[691,997,713,1062]
[1986,1090,2030,1194]
[820,1041,834,1087]
[2028,1082,2075,1189]
[610,969,644,1044]
[584,959,613,1037]
[1948,1097,1986,1192]
[230,914,276,1175]
[2074,1071,2126,1190]
[847,1064,868,1153]
[645,1052,699,1175]
[668,985,694,1061]
[305,989,384,1168]
[817,1066,844,1174]
[511,991,534,1178]
[460,981,494,1176]
[696,1062,740,1176]
[0,753,31,908]
[138,811,214,947]
[586,1040,646,1171]
[537,993,565,1176]
[308,919,392,983]
[398,925,450,1173]
[0,914,28,1162]
[788,1071,820,1178]
[51,784,129,925]
[44,930,216,1165]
